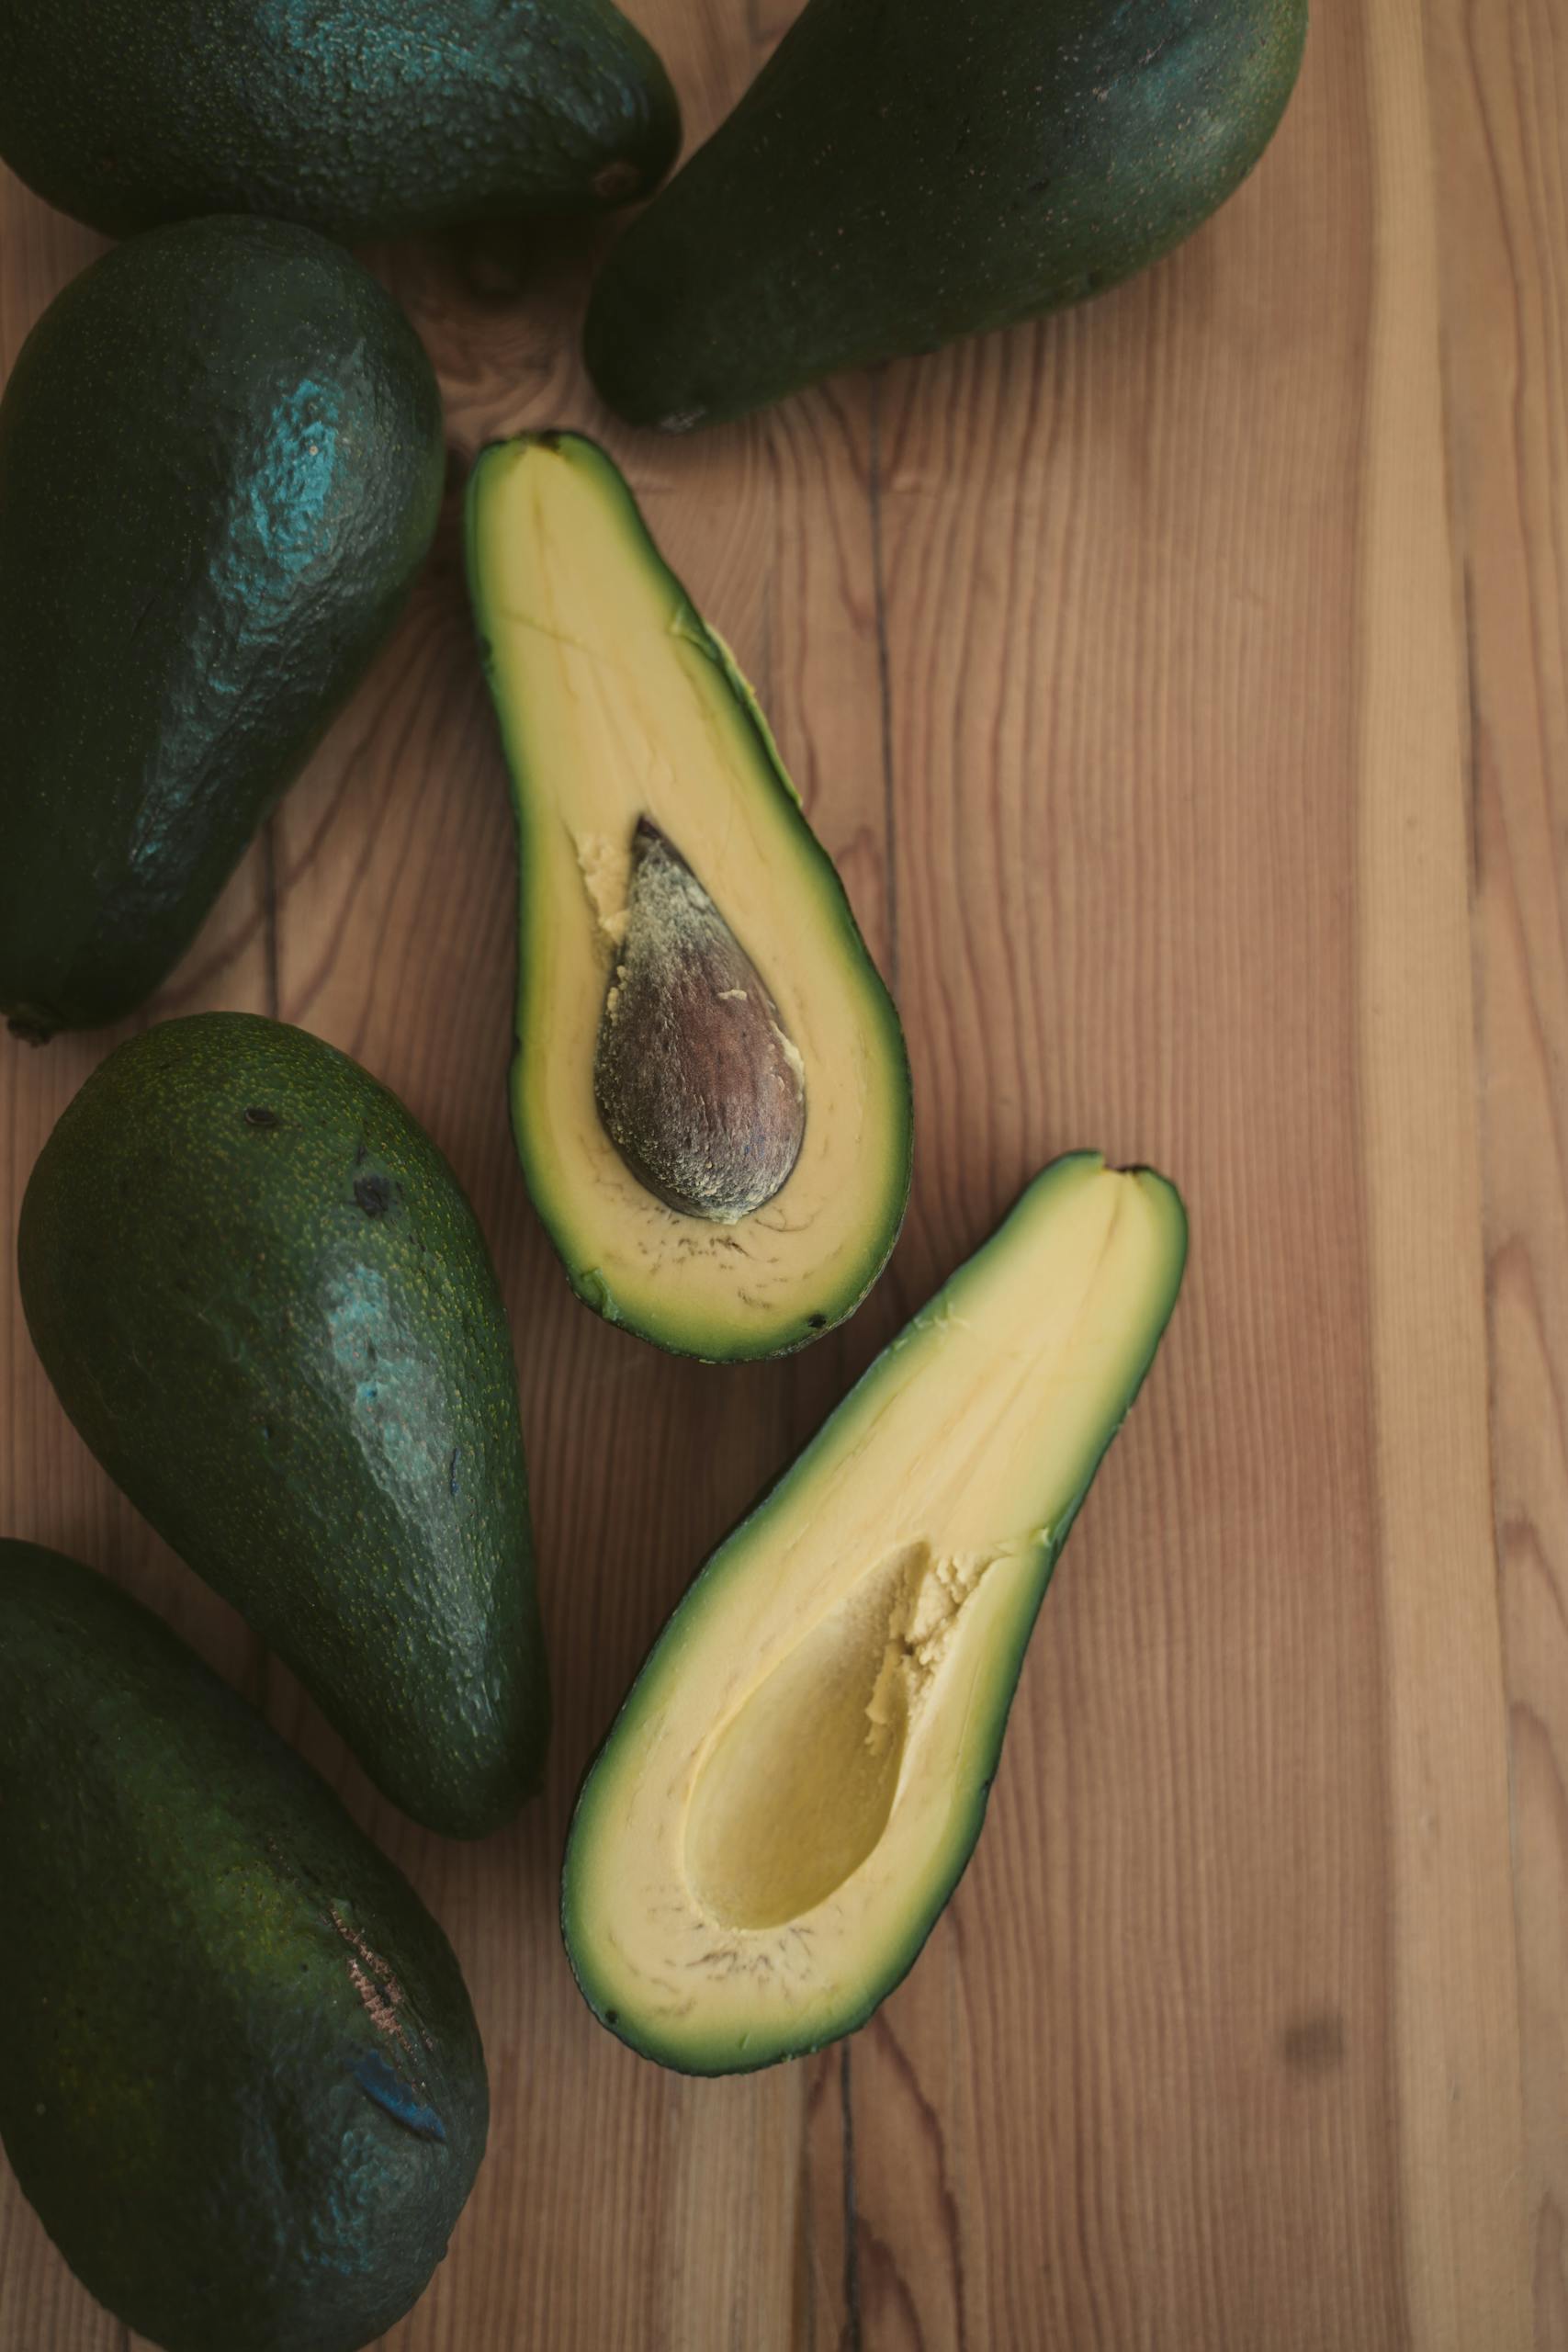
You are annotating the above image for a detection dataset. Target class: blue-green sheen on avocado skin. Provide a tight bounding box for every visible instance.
[585,0,1308,428]
[0,217,446,1041]
[17,1012,549,1839]
[0,0,681,243]
[0,1542,489,2352]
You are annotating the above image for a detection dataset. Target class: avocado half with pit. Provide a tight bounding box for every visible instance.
[466,433,912,1361]
[562,1152,1187,2071]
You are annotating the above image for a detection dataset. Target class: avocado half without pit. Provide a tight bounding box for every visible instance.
[466,431,912,1361]
[562,1152,1188,2072]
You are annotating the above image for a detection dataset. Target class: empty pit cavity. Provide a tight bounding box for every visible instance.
[683,1539,991,1932]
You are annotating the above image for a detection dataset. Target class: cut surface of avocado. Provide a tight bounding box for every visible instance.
[466,431,911,1361]
[562,1154,1187,2071]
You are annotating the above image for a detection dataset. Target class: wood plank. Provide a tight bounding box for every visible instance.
[1425,0,1568,2344]
[1359,2,1528,2341]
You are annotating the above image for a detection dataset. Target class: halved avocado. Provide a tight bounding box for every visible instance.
[465,433,912,1362]
[562,1153,1187,2071]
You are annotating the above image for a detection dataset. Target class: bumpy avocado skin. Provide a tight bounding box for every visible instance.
[17,1014,549,1838]
[585,0,1308,428]
[0,217,446,1040]
[0,0,680,243]
[0,1540,488,2352]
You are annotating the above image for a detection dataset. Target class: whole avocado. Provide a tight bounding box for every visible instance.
[0,0,680,243]
[0,1540,488,2352]
[585,0,1308,429]
[17,1013,550,1838]
[0,217,446,1040]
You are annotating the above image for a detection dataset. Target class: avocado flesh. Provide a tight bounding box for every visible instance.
[0,0,681,243]
[466,432,911,1361]
[17,1012,549,1840]
[0,217,445,1039]
[0,1542,488,2352]
[585,0,1308,429]
[563,1155,1186,2070]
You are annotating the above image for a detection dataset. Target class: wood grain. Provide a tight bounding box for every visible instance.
[1427,0,1568,2345]
[0,0,1560,2343]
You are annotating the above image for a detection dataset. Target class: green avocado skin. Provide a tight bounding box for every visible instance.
[0,0,681,243]
[585,0,1308,428]
[17,1014,549,1839]
[0,217,446,1040]
[0,1541,488,2352]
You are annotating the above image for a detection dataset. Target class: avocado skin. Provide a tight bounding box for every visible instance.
[17,1013,549,1839]
[0,217,445,1040]
[0,0,681,243]
[0,1541,488,2352]
[585,0,1308,428]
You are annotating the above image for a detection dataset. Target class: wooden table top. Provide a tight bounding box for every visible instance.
[1,1,1562,2345]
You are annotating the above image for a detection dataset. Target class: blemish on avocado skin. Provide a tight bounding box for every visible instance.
[353,1173,393,1217]
[354,2052,446,2143]
[448,1446,460,1499]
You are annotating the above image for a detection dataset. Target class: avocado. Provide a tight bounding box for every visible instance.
[0,216,445,1041]
[0,1540,487,2352]
[584,0,1308,429]
[465,431,912,1361]
[17,1013,548,1839]
[0,0,680,244]
[562,1153,1187,2071]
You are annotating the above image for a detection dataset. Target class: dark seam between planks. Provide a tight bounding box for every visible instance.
[1461,558,1483,901]
[261,814,282,1023]
[841,2041,863,2352]
[850,377,890,2350]
[247,814,283,1720]
[1353,11,1419,2343]
[866,374,900,999]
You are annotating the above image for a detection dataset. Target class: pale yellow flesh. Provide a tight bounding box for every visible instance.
[572,1161,1179,2055]
[472,441,905,1343]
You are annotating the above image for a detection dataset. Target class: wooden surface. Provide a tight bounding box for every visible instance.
[0,0,1562,2343]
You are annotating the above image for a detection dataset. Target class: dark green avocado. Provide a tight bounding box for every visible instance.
[0,216,445,1040]
[585,0,1308,428]
[17,1013,549,1839]
[0,1540,488,2352]
[0,0,680,243]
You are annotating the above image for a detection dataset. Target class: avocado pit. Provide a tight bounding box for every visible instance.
[593,818,807,1223]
